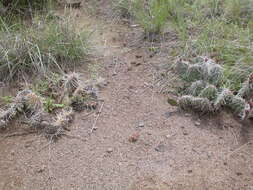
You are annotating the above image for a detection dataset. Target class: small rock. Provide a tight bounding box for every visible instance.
[135,55,142,59]
[10,150,15,155]
[138,122,145,128]
[187,170,193,173]
[24,144,31,148]
[93,127,98,131]
[106,148,113,153]
[37,165,46,173]
[129,133,140,143]
[183,132,188,136]
[127,66,132,71]
[155,144,166,152]
[143,82,150,87]
[236,172,243,176]
[130,61,141,67]
[164,111,173,118]
[147,131,152,135]
[195,121,201,126]
[185,113,191,117]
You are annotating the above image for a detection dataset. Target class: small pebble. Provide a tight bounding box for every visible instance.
[130,61,141,67]
[93,127,98,131]
[185,113,191,117]
[37,165,46,173]
[236,172,243,176]
[129,133,140,142]
[10,150,15,155]
[195,121,201,126]
[24,144,31,148]
[164,111,173,118]
[155,144,166,152]
[138,122,145,128]
[107,148,113,153]
[136,55,142,59]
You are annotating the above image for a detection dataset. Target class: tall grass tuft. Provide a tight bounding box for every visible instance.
[131,0,170,39]
[224,0,253,26]
[0,17,89,81]
[1,0,52,13]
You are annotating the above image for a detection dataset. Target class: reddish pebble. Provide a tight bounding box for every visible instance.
[129,133,140,142]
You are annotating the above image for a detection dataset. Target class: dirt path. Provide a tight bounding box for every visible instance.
[0,12,253,190]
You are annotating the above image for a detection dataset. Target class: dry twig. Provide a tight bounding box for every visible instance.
[90,101,105,134]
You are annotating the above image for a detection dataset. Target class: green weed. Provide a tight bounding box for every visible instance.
[43,97,65,113]
[0,95,13,104]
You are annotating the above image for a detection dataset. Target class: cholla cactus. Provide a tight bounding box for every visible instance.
[0,72,104,138]
[44,107,74,137]
[14,90,43,112]
[186,63,207,82]
[178,95,213,113]
[237,73,253,99]
[0,103,24,128]
[27,110,44,129]
[207,63,223,86]
[23,92,43,112]
[213,88,234,109]
[175,59,189,75]
[176,56,252,120]
[53,107,73,129]
[60,73,105,106]
[62,72,80,95]
[187,80,207,96]
[228,96,248,119]
[176,57,223,85]
[0,90,43,128]
[198,85,218,101]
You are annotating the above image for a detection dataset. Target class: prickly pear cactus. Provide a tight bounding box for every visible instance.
[175,56,253,120]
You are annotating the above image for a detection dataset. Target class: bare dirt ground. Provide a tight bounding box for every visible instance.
[0,8,253,190]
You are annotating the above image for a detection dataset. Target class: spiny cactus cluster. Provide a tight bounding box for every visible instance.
[0,89,74,138]
[60,73,105,111]
[0,72,106,138]
[0,90,43,128]
[176,56,253,120]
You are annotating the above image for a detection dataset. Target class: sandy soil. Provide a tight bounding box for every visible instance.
[0,7,253,190]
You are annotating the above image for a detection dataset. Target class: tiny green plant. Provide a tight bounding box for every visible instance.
[0,96,13,104]
[43,98,65,113]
